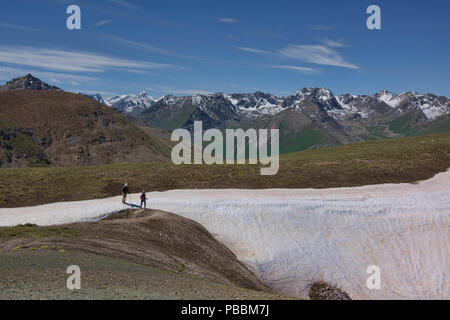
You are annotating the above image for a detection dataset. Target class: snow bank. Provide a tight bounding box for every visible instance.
[1,171,449,299]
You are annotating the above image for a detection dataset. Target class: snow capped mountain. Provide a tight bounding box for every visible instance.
[91,93,105,104]
[334,93,382,119]
[291,88,343,114]
[133,87,449,153]
[105,91,158,116]
[223,92,285,116]
[375,90,398,107]
[391,91,450,120]
[83,93,105,104]
[112,87,449,122]
[157,94,180,105]
[3,74,446,155]
[111,87,449,149]
[333,90,449,121]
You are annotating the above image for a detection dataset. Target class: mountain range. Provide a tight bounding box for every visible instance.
[100,87,450,154]
[1,74,449,167]
[102,88,450,120]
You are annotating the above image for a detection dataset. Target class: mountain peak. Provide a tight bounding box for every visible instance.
[296,87,333,96]
[106,87,448,122]
[82,93,105,104]
[105,90,159,116]
[0,74,61,92]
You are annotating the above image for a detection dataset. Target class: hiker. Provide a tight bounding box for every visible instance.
[140,191,148,209]
[121,183,129,204]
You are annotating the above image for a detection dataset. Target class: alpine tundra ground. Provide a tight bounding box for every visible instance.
[0,132,449,208]
[0,209,293,300]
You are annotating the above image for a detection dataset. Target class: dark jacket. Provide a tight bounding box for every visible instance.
[122,185,129,194]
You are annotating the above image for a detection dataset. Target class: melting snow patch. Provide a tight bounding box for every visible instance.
[0,171,449,299]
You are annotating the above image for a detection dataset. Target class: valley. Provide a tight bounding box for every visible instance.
[2,0,449,303]
[1,74,449,169]
[104,87,450,155]
[0,74,449,300]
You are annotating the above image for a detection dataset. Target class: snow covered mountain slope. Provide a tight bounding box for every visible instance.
[134,88,449,153]
[0,170,449,300]
[105,91,157,116]
[126,88,449,121]
[224,91,285,116]
[82,93,105,104]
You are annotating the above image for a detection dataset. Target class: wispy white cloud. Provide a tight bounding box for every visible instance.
[107,0,136,9]
[96,20,112,27]
[0,66,97,85]
[235,42,358,70]
[218,18,238,24]
[244,31,285,40]
[146,85,213,96]
[75,89,119,98]
[106,35,196,60]
[319,38,350,48]
[269,65,319,74]
[278,45,359,69]
[173,89,213,95]
[0,22,36,32]
[104,35,218,63]
[0,46,182,73]
[225,34,236,39]
[235,47,272,56]
[311,25,335,31]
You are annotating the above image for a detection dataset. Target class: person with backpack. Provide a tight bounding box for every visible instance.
[121,183,129,204]
[140,191,148,209]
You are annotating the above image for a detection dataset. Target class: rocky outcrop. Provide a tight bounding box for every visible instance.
[0,74,60,91]
[309,282,351,300]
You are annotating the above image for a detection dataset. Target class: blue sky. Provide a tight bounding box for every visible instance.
[0,0,449,98]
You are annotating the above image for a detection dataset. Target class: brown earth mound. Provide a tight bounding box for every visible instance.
[0,209,268,292]
[0,90,170,167]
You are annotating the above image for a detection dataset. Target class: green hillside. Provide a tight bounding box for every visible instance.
[1,132,449,208]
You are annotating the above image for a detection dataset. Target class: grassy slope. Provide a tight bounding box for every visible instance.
[0,250,289,300]
[0,132,449,208]
[0,113,50,167]
[0,224,79,240]
[137,126,174,158]
[386,113,450,137]
[0,91,171,166]
[279,125,326,154]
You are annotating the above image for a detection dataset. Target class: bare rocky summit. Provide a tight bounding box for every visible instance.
[0,74,61,91]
